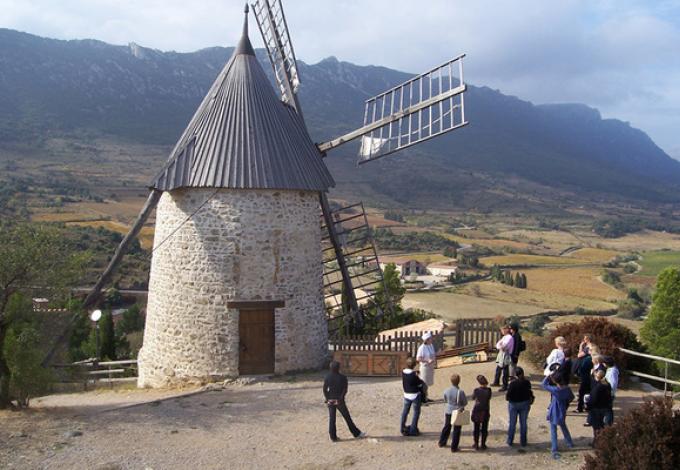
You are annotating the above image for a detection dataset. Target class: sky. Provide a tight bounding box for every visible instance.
[2,0,679,158]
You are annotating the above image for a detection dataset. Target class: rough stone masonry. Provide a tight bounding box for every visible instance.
[138,188,327,387]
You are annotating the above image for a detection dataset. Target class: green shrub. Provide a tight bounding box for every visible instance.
[526,314,549,336]
[641,267,680,378]
[602,270,622,288]
[617,299,645,320]
[623,263,637,274]
[583,398,680,469]
[3,326,53,408]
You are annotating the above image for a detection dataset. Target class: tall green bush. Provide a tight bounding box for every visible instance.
[640,267,680,377]
[3,325,53,408]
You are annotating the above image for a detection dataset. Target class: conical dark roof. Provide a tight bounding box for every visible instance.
[150,14,334,192]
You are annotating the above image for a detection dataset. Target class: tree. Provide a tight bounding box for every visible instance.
[358,263,408,334]
[68,308,92,362]
[0,222,88,408]
[100,310,116,360]
[504,270,514,286]
[1,293,54,408]
[520,273,528,289]
[640,267,680,376]
[491,264,502,281]
[378,263,406,306]
[104,288,122,307]
[443,246,457,258]
[115,304,144,337]
[3,325,53,408]
[514,272,522,288]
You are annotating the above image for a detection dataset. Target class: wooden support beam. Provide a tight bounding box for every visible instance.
[84,189,162,308]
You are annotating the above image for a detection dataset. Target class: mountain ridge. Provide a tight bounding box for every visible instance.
[0,27,678,208]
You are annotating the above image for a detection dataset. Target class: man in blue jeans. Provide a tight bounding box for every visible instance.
[401,357,425,436]
[506,367,534,446]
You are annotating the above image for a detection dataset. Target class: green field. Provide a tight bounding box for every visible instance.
[639,250,680,277]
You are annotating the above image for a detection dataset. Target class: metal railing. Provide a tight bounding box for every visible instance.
[618,347,680,397]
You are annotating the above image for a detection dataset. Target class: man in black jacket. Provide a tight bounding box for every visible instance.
[401,356,426,436]
[323,361,366,442]
[505,366,534,447]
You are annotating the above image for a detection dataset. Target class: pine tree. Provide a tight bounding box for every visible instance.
[100,310,116,360]
[504,270,513,286]
[521,273,528,289]
[514,272,522,288]
[491,264,501,281]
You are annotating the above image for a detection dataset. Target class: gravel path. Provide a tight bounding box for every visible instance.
[0,361,647,469]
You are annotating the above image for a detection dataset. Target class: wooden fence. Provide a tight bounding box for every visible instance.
[330,331,444,358]
[330,318,502,356]
[447,318,501,348]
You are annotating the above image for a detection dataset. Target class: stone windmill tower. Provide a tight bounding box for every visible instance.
[83,1,468,387]
[135,9,334,387]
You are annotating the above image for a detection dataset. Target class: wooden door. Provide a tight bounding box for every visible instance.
[238,309,275,375]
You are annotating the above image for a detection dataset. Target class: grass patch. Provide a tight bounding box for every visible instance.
[457,278,619,312]
[523,266,625,301]
[402,290,543,320]
[567,247,618,263]
[638,250,680,277]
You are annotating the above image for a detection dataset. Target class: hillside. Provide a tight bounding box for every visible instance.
[1,28,679,210]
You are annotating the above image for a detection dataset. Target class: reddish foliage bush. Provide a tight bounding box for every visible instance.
[583,398,680,469]
[525,317,643,372]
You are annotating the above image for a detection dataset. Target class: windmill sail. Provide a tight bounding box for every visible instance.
[251,0,301,112]
[318,55,468,163]
[320,202,392,333]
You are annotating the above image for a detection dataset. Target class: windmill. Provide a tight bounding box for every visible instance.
[85,0,468,328]
[79,1,467,384]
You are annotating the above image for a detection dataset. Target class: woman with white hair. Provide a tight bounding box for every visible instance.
[416,332,437,402]
[544,336,567,376]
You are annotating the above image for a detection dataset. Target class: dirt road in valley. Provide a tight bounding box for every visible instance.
[0,361,648,469]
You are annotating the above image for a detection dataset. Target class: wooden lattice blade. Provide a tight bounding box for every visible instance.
[317,55,468,163]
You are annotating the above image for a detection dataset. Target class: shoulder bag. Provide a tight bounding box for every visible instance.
[450,390,470,426]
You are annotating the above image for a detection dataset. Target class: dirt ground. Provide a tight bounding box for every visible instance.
[0,361,650,470]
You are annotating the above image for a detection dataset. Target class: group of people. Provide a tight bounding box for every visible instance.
[322,325,619,461]
[543,333,620,452]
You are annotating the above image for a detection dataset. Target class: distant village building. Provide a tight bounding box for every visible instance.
[137,16,334,387]
[427,263,458,277]
[379,257,457,279]
[380,259,428,277]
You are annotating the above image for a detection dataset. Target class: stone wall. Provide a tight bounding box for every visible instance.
[138,188,327,387]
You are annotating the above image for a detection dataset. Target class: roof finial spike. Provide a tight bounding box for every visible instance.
[234,2,255,56]
[243,3,249,37]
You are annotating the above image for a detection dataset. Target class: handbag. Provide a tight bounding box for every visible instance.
[450,390,470,426]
